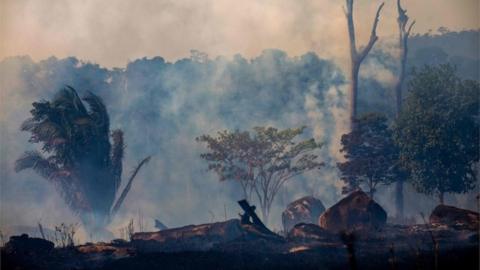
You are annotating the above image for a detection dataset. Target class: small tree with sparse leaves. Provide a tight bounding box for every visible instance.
[197,126,324,223]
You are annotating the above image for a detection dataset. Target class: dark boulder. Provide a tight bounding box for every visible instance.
[318,190,387,233]
[430,205,479,230]
[4,234,54,255]
[282,196,325,232]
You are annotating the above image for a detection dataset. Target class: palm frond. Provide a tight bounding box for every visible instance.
[110,156,151,219]
[83,91,110,133]
[32,120,64,141]
[30,101,52,121]
[52,86,88,116]
[16,153,92,214]
[20,118,36,132]
[15,151,59,180]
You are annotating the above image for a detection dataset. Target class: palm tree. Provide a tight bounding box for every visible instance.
[15,86,150,236]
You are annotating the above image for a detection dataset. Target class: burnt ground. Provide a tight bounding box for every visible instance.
[2,242,478,270]
[100,246,478,270]
[1,224,479,270]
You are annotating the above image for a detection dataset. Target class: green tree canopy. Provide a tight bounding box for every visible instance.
[394,64,479,203]
[338,113,398,198]
[196,126,324,223]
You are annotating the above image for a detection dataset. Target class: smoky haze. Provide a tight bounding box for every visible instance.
[0,1,479,242]
[0,0,478,67]
[0,51,349,241]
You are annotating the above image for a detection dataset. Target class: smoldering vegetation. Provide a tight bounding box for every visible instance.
[0,49,346,237]
[0,30,478,240]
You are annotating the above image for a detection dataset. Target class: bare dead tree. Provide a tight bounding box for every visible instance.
[394,0,415,221]
[394,0,415,115]
[344,0,385,127]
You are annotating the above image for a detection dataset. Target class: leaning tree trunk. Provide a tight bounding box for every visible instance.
[394,0,415,221]
[345,0,385,129]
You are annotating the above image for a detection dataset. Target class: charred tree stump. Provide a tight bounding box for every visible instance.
[238,200,276,236]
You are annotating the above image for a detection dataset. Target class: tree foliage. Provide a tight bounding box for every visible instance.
[15,86,150,233]
[196,126,323,222]
[338,113,398,198]
[393,64,479,203]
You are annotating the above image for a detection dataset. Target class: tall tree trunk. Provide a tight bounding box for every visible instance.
[394,181,404,219]
[261,205,269,225]
[349,63,360,125]
[344,0,385,128]
[394,0,415,221]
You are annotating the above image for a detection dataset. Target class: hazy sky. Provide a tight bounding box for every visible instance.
[1,0,479,67]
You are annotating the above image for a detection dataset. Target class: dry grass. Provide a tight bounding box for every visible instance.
[53,223,78,248]
[119,219,135,241]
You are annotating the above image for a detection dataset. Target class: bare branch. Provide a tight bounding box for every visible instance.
[345,0,385,124]
[357,2,385,63]
[407,20,416,37]
[397,0,407,20]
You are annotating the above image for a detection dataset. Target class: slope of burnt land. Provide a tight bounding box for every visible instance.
[2,220,478,270]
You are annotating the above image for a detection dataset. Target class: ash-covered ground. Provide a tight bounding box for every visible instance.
[2,192,478,270]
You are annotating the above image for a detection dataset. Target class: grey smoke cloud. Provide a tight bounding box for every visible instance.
[1,0,478,68]
[0,51,349,241]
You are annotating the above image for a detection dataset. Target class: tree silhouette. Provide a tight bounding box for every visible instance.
[15,86,150,235]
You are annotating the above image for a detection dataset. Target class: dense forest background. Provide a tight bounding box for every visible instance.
[0,30,478,237]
